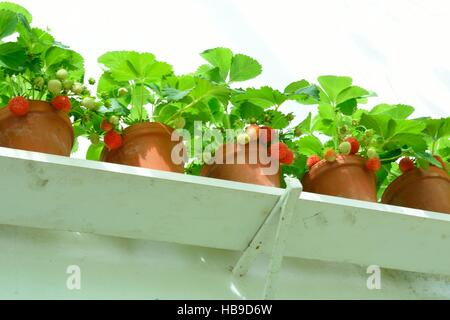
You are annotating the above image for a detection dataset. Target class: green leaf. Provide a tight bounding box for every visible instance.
[297,135,323,156]
[387,119,426,137]
[318,75,352,103]
[336,99,357,116]
[336,86,372,105]
[229,54,262,82]
[162,87,192,101]
[414,151,443,168]
[200,47,233,82]
[97,72,122,95]
[318,103,335,120]
[385,133,427,152]
[0,2,32,23]
[423,118,450,141]
[284,80,310,94]
[0,42,26,70]
[0,9,17,39]
[370,104,414,120]
[232,86,286,109]
[86,143,105,161]
[268,110,289,129]
[298,113,312,133]
[360,113,390,137]
[236,101,264,120]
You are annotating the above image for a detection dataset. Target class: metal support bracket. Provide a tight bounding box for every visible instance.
[232,177,302,299]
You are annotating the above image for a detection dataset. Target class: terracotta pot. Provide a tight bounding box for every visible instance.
[201,143,281,187]
[302,155,377,202]
[101,122,184,173]
[382,167,450,214]
[0,100,74,156]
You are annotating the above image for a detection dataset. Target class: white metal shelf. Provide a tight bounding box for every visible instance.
[0,146,449,278]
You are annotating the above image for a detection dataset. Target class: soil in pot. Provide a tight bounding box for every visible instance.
[101,122,185,173]
[302,155,377,202]
[0,100,74,156]
[382,167,450,214]
[200,142,281,187]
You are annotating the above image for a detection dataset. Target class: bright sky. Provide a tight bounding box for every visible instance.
[13,0,450,156]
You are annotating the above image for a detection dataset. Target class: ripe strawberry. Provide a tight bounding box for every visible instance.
[260,126,275,144]
[101,120,114,132]
[281,149,294,165]
[339,141,351,155]
[246,125,260,142]
[104,131,123,150]
[270,142,289,160]
[345,137,360,155]
[324,149,337,162]
[8,96,29,116]
[307,155,321,169]
[366,158,381,172]
[51,96,71,112]
[399,157,415,173]
[434,155,446,169]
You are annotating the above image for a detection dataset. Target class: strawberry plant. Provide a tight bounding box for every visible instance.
[0,2,99,152]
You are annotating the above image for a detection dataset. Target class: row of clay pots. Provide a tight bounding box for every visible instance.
[0,101,449,214]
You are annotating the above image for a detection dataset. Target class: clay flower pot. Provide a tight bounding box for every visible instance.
[382,167,450,214]
[302,155,377,202]
[0,100,74,156]
[101,122,184,173]
[201,142,281,187]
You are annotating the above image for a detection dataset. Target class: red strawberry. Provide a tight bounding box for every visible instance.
[366,158,381,172]
[101,120,114,132]
[8,97,29,116]
[246,125,260,142]
[281,149,294,165]
[51,96,71,112]
[270,142,289,160]
[104,131,123,150]
[259,126,275,144]
[399,157,415,173]
[307,155,321,169]
[345,137,360,155]
[434,155,446,169]
[324,149,337,162]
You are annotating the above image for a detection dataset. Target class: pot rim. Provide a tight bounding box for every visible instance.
[305,154,368,181]
[382,167,450,204]
[120,122,176,144]
[0,99,74,147]
[201,142,278,177]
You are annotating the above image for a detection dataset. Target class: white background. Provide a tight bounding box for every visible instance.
[13,0,450,155]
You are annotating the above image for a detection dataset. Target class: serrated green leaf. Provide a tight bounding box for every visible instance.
[360,113,390,137]
[298,113,312,133]
[336,99,357,115]
[0,9,17,40]
[229,54,262,82]
[297,135,323,156]
[414,151,442,168]
[370,104,414,120]
[0,42,26,70]
[0,2,32,23]
[318,75,352,103]
[336,85,372,105]
[385,133,427,152]
[232,86,286,109]
[200,47,233,82]
[268,110,289,129]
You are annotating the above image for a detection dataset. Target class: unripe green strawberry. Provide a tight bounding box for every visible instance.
[33,77,44,89]
[250,117,257,124]
[56,69,69,80]
[339,126,348,135]
[237,133,250,145]
[104,100,112,108]
[90,133,100,145]
[109,115,120,126]
[82,97,96,110]
[63,80,74,90]
[324,148,337,162]
[294,127,302,137]
[118,87,128,97]
[72,82,84,95]
[174,117,186,129]
[367,148,378,159]
[48,79,62,95]
[339,141,351,155]
[88,77,96,85]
